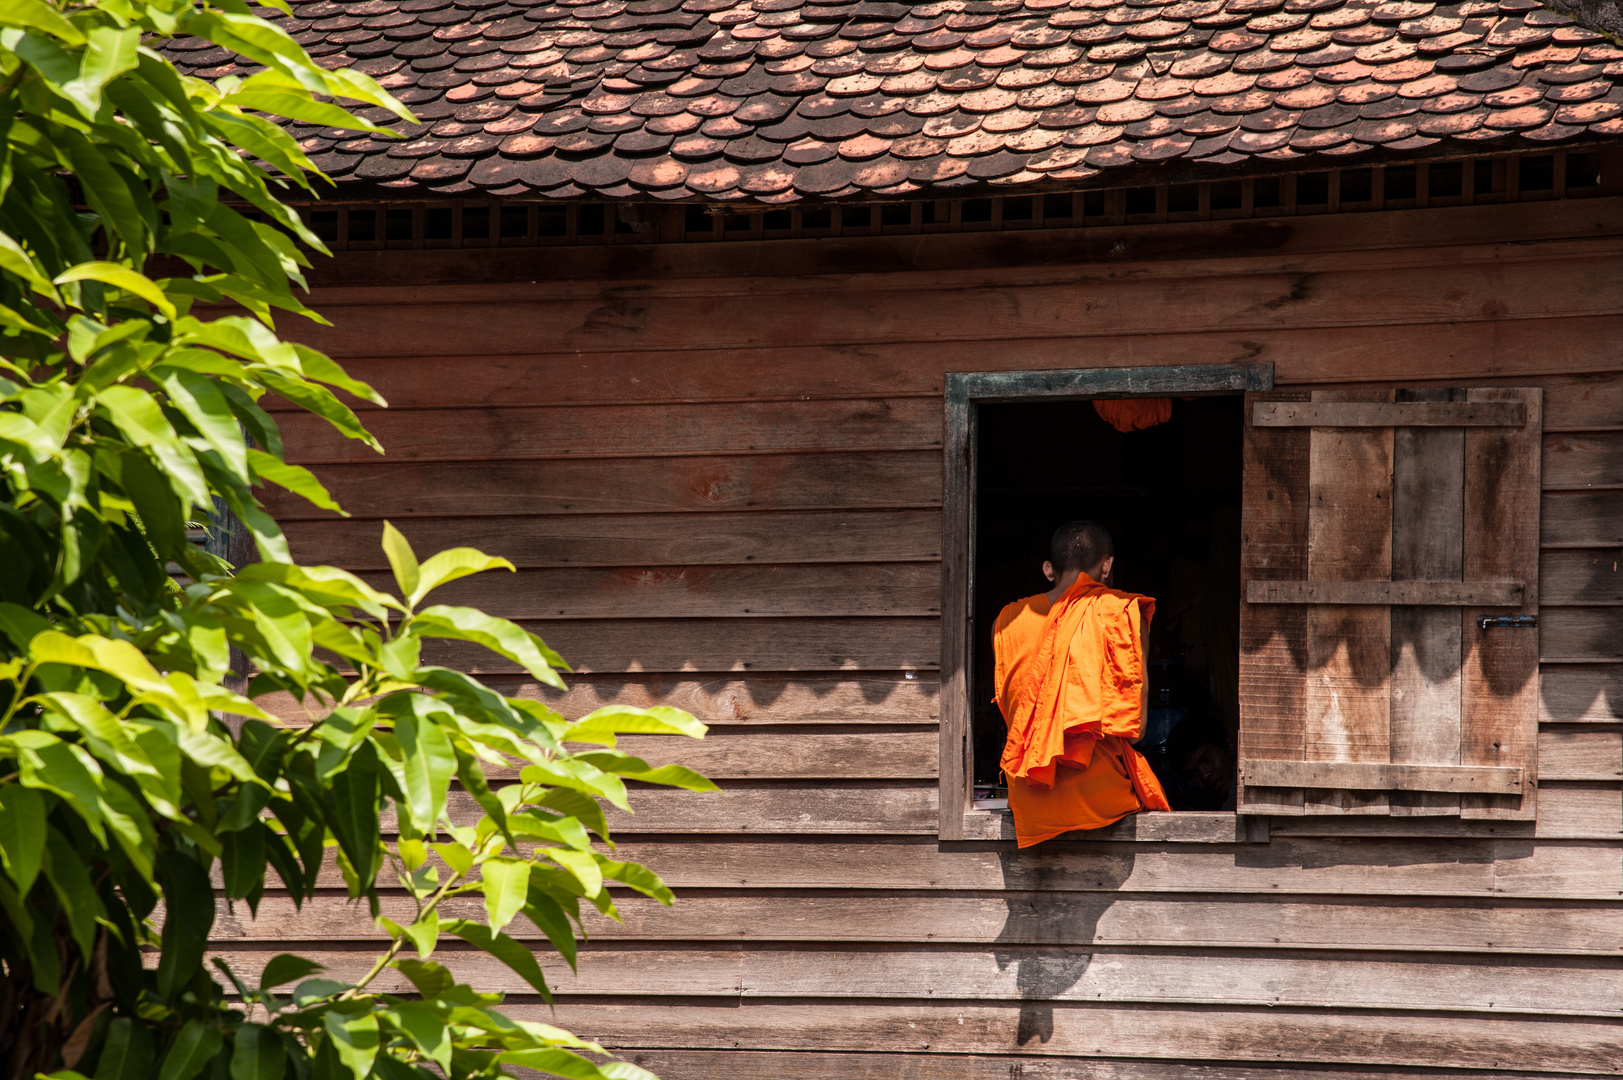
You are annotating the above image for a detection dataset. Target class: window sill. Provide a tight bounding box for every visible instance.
[958,809,1269,844]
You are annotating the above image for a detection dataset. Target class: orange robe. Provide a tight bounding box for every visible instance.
[1094,398,1172,433]
[995,575,1170,847]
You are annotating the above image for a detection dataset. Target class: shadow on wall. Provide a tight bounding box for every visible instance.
[993,846,1135,1047]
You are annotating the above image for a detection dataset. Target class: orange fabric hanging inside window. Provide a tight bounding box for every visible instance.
[1093,397,1172,433]
[994,574,1170,847]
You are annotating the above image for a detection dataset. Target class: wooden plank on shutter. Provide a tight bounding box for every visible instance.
[1238,760,1522,794]
[1461,387,1543,821]
[1246,581,1520,606]
[1254,401,1526,428]
[1304,389,1395,815]
[1238,390,1310,815]
[1390,387,1465,817]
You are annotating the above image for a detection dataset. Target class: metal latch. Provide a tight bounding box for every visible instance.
[1477,615,1537,630]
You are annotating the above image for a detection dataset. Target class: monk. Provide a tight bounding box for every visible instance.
[994,521,1170,847]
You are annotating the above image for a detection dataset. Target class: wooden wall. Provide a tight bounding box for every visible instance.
[248,196,1623,1077]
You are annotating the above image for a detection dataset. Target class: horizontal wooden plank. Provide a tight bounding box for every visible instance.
[303,199,1623,293]
[281,399,942,466]
[420,618,938,673]
[1539,728,1623,781]
[1246,581,1522,606]
[1544,370,1623,433]
[1271,782,1620,840]
[1540,491,1623,548]
[958,810,1265,844]
[356,564,938,621]
[260,673,941,726]
[509,1048,1620,1080]
[219,891,1623,956]
[601,837,1620,897]
[1239,761,1523,794]
[1541,608,1623,663]
[1541,551,1623,606]
[600,733,937,781]
[291,252,1623,358]
[260,452,941,520]
[526,1001,1623,1074]
[208,945,1623,1018]
[1255,401,1526,428]
[285,511,941,569]
[952,363,1269,402]
[1544,432,1623,490]
[267,321,1623,414]
[1542,665,1623,723]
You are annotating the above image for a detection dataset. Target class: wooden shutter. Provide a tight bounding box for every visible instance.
[1237,388,1542,820]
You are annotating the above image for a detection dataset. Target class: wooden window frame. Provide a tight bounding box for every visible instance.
[939,362,1276,842]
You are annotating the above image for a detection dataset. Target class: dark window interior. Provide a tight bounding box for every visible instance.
[973,396,1244,809]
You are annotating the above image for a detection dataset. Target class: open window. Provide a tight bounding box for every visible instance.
[940,372,1544,840]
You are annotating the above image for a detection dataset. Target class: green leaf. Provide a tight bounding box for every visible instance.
[324,739,381,895]
[158,368,249,477]
[63,26,140,114]
[393,706,454,835]
[546,848,603,899]
[408,546,513,607]
[565,706,708,745]
[522,889,578,972]
[56,262,175,318]
[440,919,551,1001]
[0,784,46,895]
[220,823,266,902]
[97,386,210,508]
[413,606,567,688]
[247,449,346,516]
[601,859,675,905]
[259,953,325,991]
[381,521,419,602]
[479,857,530,932]
[0,0,85,42]
[157,1021,222,1080]
[615,764,720,793]
[231,1025,284,1080]
[495,1050,616,1080]
[392,957,453,999]
[321,1010,379,1080]
[94,1017,155,1080]
[155,849,215,1000]
[42,829,99,956]
[384,1003,450,1071]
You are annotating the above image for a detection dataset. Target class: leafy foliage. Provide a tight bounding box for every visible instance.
[0,1,715,1079]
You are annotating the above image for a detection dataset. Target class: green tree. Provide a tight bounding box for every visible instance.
[0,1,715,1078]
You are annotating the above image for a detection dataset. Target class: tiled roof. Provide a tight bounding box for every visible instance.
[170,0,1623,202]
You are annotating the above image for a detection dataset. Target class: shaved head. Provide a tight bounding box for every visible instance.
[1050,520,1114,576]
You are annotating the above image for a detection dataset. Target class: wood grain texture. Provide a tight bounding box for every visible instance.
[1305,389,1394,814]
[1541,608,1623,662]
[939,381,971,841]
[1390,389,1465,816]
[289,253,1623,358]
[1237,390,1311,814]
[598,837,1621,897]
[1540,491,1623,548]
[491,1048,1623,1080]
[223,891,1622,956]
[420,618,939,673]
[518,1001,1623,1073]
[302,198,1623,292]
[1543,432,1623,489]
[260,452,942,520]
[354,564,939,620]
[263,321,1623,413]
[593,732,940,781]
[1541,665,1623,722]
[1239,760,1521,794]
[279,399,942,465]
[285,511,942,569]
[1271,781,1620,840]
[1537,728,1623,781]
[1462,388,1543,820]
[1256,401,1525,428]
[207,945,1623,1017]
[1540,551,1623,606]
[1247,581,1518,606]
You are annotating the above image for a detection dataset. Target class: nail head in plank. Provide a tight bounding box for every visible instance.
[1240,759,1525,794]
[1254,401,1528,428]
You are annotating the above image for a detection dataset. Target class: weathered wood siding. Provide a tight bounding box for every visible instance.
[254,196,1623,1077]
